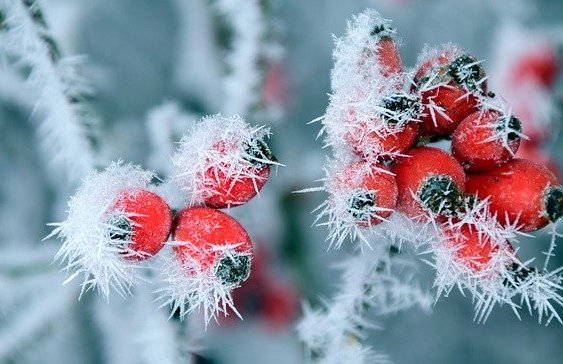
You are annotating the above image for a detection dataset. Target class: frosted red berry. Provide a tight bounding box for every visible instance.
[364,23,403,78]
[466,159,563,231]
[375,36,403,78]
[452,109,522,172]
[393,146,466,220]
[202,137,275,208]
[173,206,253,285]
[108,188,172,260]
[344,93,421,158]
[442,223,499,272]
[413,50,487,136]
[331,161,398,226]
[511,45,559,88]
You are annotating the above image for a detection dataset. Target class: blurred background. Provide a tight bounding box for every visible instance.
[0,0,562,363]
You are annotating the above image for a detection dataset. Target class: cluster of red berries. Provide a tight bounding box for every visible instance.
[113,129,275,277]
[322,12,562,276]
[56,117,276,314]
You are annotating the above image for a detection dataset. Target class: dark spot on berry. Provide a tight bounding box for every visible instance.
[496,115,522,142]
[544,186,563,223]
[380,94,421,126]
[418,175,463,216]
[370,24,387,36]
[242,137,277,168]
[107,214,133,242]
[503,263,537,289]
[448,54,484,93]
[347,189,377,222]
[216,254,251,286]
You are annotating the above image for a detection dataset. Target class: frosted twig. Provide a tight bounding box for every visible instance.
[0,0,97,182]
[145,101,197,175]
[216,0,265,116]
[297,252,431,364]
[0,284,75,360]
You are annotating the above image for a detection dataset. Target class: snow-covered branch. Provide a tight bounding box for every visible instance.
[297,253,431,364]
[0,0,96,182]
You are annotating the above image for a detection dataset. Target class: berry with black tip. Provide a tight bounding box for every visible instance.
[393,146,466,220]
[452,109,522,172]
[367,22,403,78]
[442,223,502,272]
[413,48,487,136]
[331,162,398,226]
[173,206,253,286]
[108,188,172,260]
[466,159,563,231]
[344,93,421,159]
[204,136,276,209]
[502,263,538,289]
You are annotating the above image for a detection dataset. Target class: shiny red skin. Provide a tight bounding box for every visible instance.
[377,37,403,78]
[203,165,270,208]
[344,118,419,158]
[173,206,252,270]
[466,159,559,231]
[332,162,398,226]
[443,224,498,272]
[452,110,520,172]
[112,188,172,260]
[392,147,466,220]
[511,45,559,88]
[419,86,479,136]
[413,51,486,136]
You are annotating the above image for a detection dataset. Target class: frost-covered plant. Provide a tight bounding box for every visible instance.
[0,0,96,182]
[47,162,158,297]
[300,8,563,363]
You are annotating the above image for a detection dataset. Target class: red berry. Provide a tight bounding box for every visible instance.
[393,146,466,220]
[348,122,419,158]
[201,138,274,208]
[511,45,559,88]
[442,223,499,272]
[173,207,253,284]
[419,86,480,136]
[466,159,563,231]
[203,166,270,208]
[360,23,403,79]
[452,109,522,172]
[413,50,487,136]
[376,36,403,78]
[261,62,287,107]
[343,94,420,158]
[261,282,299,330]
[331,161,398,226]
[109,188,172,260]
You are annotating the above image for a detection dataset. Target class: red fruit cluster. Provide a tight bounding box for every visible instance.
[170,133,277,284]
[105,126,277,290]
[324,16,562,273]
